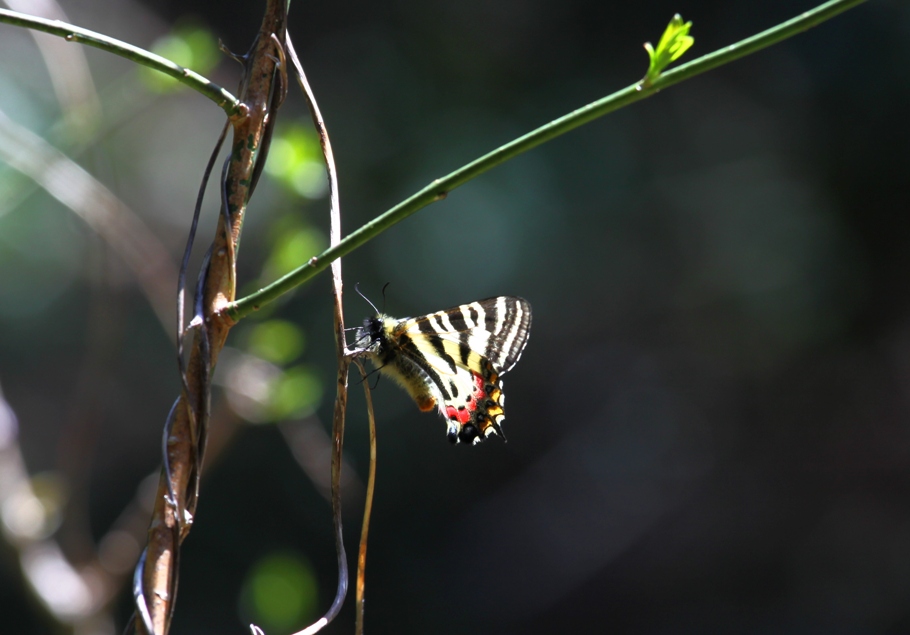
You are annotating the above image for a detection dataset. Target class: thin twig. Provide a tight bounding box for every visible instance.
[178,123,229,355]
[0,8,240,114]
[281,31,350,635]
[227,0,868,321]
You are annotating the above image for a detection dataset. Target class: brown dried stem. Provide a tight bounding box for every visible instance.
[353,359,377,635]
[278,32,350,635]
[133,2,288,634]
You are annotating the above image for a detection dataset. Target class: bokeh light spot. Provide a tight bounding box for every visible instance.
[239,552,317,632]
[269,365,323,420]
[248,320,305,365]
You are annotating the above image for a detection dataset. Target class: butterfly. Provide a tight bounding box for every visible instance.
[354,296,531,444]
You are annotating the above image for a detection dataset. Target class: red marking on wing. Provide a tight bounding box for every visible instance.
[445,404,472,424]
[441,373,488,426]
[472,372,486,401]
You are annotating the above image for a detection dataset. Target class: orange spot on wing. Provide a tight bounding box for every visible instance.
[416,395,436,411]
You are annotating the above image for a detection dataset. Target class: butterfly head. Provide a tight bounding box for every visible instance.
[353,315,387,355]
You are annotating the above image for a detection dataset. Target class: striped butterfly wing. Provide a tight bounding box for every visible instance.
[397,296,531,444]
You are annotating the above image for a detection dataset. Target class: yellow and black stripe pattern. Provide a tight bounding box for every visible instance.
[356,296,531,444]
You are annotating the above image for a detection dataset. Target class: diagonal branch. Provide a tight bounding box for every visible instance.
[226,0,868,321]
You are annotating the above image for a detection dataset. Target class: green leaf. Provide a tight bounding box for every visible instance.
[644,14,694,85]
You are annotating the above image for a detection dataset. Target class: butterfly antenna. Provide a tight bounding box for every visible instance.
[355,282,381,315]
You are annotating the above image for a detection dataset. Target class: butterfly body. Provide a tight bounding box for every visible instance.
[355,296,531,444]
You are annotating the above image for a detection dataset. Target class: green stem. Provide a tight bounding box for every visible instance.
[0,8,241,115]
[247,0,861,320]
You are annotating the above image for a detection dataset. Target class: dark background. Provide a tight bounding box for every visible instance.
[2,0,909,633]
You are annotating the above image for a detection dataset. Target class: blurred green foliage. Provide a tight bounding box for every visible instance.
[264,122,327,199]
[268,364,322,420]
[247,319,306,365]
[140,23,219,92]
[261,213,326,281]
[0,202,84,318]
